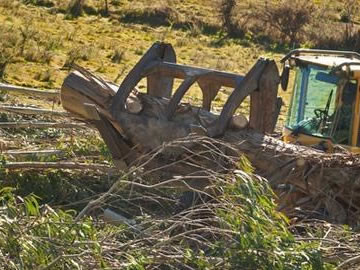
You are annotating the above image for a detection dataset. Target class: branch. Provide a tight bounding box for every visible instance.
[3,150,64,159]
[0,105,69,116]
[0,121,87,129]
[2,161,114,172]
[337,254,360,269]
[0,83,59,100]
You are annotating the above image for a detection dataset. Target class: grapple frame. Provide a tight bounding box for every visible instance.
[62,42,281,167]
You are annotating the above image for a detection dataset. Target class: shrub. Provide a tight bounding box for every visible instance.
[19,24,39,57]
[34,69,53,82]
[0,51,12,81]
[218,0,251,38]
[82,3,98,15]
[219,0,236,34]
[21,0,54,8]
[213,172,327,269]
[63,46,96,69]
[0,26,18,80]
[24,46,54,64]
[110,0,121,7]
[187,22,203,38]
[0,0,13,8]
[0,189,106,268]
[258,0,316,46]
[340,0,360,46]
[99,0,109,17]
[66,0,85,18]
[120,5,179,27]
[110,48,125,64]
[305,1,360,51]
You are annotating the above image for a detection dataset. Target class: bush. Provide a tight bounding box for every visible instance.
[199,170,327,270]
[305,1,360,51]
[19,24,39,57]
[110,0,121,7]
[0,141,337,269]
[0,50,12,81]
[218,0,251,38]
[0,0,14,8]
[0,26,19,80]
[0,188,107,268]
[219,0,238,36]
[24,47,54,64]
[98,0,109,17]
[120,5,179,27]
[110,48,125,64]
[66,0,85,18]
[63,46,97,69]
[258,0,315,46]
[34,69,53,82]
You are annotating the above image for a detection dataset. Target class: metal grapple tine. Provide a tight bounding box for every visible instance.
[207,58,269,138]
[197,78,221,111]
[110,42,171,116]
[147,44,176,98]
[165,75,199,120]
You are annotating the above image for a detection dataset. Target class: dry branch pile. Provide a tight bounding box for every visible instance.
[0,80,115,176]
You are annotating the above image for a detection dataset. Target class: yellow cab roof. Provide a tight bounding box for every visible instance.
[296,55,360,71]
[282,49,360,73]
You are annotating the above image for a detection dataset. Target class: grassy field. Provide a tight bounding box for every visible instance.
[0,0,359,269]
[0,0,293,119]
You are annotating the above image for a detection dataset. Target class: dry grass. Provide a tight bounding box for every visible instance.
[0,0,295,124]
[0,1,281,85]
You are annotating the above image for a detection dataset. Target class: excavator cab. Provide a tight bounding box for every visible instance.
[281,49,360,152]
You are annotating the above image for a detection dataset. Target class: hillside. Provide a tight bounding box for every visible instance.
[0,0,360,269]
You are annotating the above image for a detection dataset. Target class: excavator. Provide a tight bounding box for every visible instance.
[280,49,360,153]
[60,43,360,224]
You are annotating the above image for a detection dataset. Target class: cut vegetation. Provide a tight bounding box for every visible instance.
[1,0,360,269]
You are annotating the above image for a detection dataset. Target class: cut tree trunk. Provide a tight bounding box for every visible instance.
[60,52,360,225]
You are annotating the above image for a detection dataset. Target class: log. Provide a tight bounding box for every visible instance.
[60,59,360,225]
[0,121,87,129]
[3,149,64,159]
[103,208,136,226]
[230,114,248,129]
[126,95,143,114]
[60,69,114,120]
[0,83,60,101]
[0,105,68,116]
[3,161,114,172]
